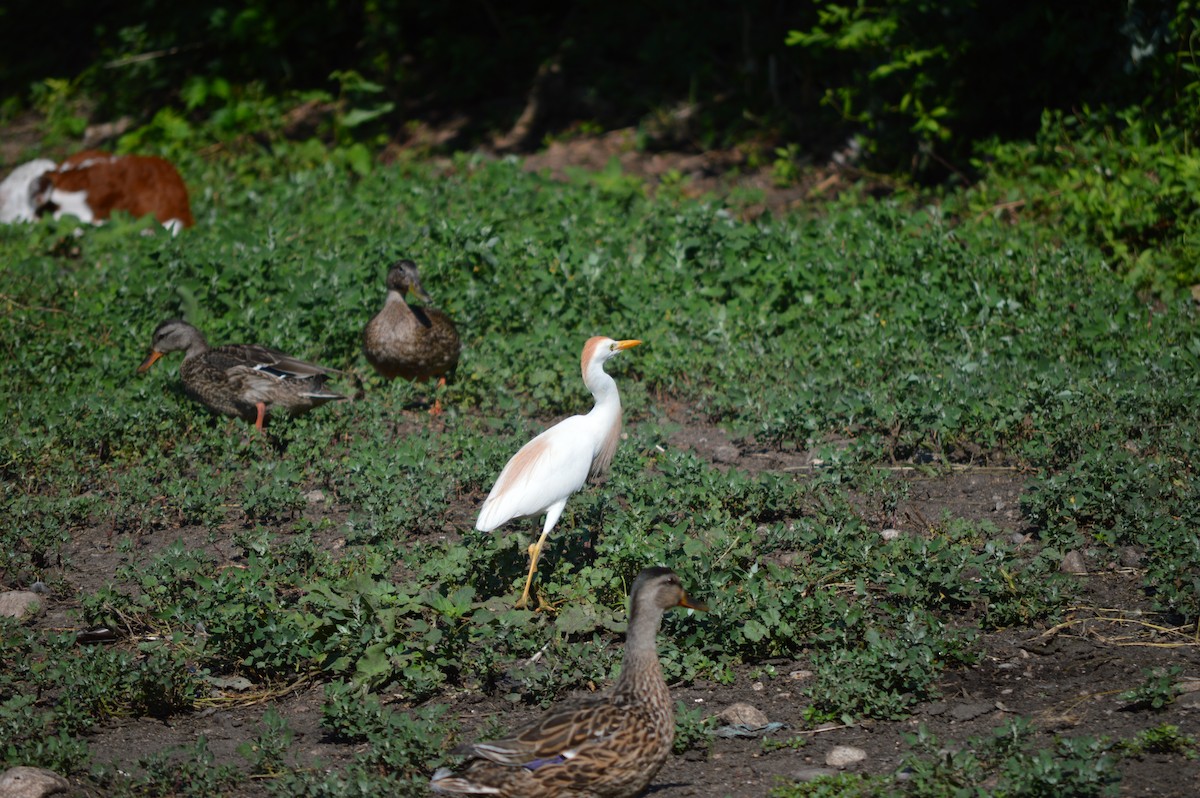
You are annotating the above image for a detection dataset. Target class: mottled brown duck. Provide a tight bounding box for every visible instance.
[137,319,347,431]
[430,567,706,798]
[362,259,460,412]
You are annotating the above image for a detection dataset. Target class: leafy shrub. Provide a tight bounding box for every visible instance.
[964,108,1200,292]
[673,700,717,754]
[1,138,1194,786]
[805,607,973,722]
[1119,666,1184,711]
[1117,724,1199,758]
[787,0,1199,176]
[95,737,240,798]
[902,721,1120,798]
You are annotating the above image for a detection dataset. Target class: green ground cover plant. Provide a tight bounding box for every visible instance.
[1,150,1196,793]
[769,719,1132,797]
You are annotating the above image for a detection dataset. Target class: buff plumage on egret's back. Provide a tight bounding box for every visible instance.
[430,567,706,798]
[137,319,348,432]
[476,336,642,608]
[362,259,461,413]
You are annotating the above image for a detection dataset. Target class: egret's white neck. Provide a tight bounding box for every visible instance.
[584,361,621,411]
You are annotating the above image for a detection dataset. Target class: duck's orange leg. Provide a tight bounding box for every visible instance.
[429,376,447,416]
[254,402,267,432]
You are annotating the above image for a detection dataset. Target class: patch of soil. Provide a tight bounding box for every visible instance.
[4,118,1195,796]
[18,410,1199,797]
[520,128,834,219]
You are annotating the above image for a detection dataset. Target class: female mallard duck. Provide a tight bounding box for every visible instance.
[362,259,460,411]
[430,567,706,798]
[137,319,348,431]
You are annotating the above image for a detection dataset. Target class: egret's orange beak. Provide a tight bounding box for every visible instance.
[615,339,643,351]
[679,592,708,612]
[137,350,164,373]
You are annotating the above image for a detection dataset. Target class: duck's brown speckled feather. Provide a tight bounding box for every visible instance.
[430,568,703,798]
[141,320,346,426]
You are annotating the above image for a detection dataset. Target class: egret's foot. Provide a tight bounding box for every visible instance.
[515,567,537,610]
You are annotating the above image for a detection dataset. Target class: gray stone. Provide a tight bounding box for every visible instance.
[949,701,995,721]
[713,445,740,463]
[1060,550,1087,574]
[825,745,867,768]
[1119,547,1143,568]
[0,767,70,798]
[1176,691,1200,710]
[0,591,43,620]
[790,767,839,782]
[717,702,769,726]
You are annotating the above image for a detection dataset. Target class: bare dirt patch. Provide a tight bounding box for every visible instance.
[20,409,1200,797]
[5,124,1196,796]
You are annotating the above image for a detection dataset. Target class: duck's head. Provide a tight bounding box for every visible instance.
[138,319,205,371]
[630,566,707,614]
[386,259,433,303]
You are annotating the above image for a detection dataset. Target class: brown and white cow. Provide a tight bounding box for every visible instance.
[0,151,194,234]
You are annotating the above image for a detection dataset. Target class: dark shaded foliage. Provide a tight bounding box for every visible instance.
[1,1,1193,169]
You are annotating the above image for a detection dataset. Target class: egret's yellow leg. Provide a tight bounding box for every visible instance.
[516,529,552,609]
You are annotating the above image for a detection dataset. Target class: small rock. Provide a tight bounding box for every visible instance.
[0,767,70,798]
[717,702,770,727]
[790,767,839,783]
[0,592,43,620]
[304,489,326,505]
[825,745,867,768]
[949,701,994,721]
[1010,532,1030,545]
[1119,546,1143,568]
[751,681,765,692]
[880,528,901,541]
[788,669,814,682]
[713,445,740,463]
[1059,550,1087,574]
[29,582,50,595]
[1177,691,1200,710]
[206,675,255,692]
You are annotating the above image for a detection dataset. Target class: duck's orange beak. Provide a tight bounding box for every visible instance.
[679,592,708,612]
[137,350,164,373]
